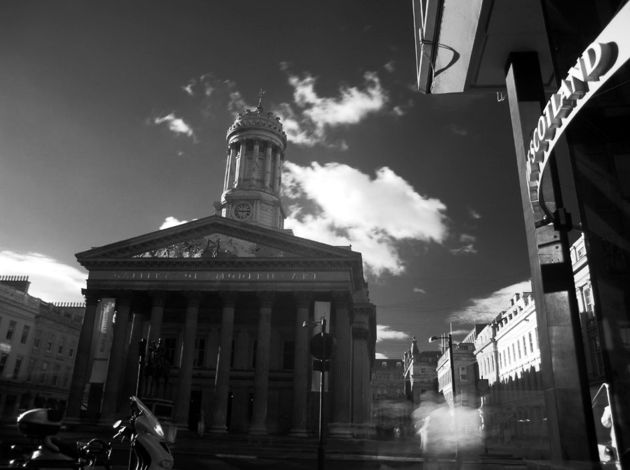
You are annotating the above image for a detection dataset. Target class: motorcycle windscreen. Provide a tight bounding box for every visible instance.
[130,396,165,439]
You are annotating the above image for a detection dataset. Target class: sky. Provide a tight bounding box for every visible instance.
[0,0,532,359]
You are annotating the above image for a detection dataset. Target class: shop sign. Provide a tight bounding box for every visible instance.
[527,2,630,204]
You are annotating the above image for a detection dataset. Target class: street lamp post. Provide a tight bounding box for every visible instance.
[304,317,332,470]
[429,333,459,463]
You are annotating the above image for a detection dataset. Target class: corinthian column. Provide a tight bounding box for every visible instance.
[290,293,311,436]
[148,293,165,343]
[66,292,100,421]
[210,293,236,433]
[351,304,373,435]
[250,292,274,435]
[330,293,352,437]
[173,293,201,427]
[101,295,132,421]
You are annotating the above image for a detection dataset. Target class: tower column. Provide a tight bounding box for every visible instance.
[273,150,282,192]
[250,292,274,435]
[330,293,352,437]
[234,141,247,188]
[211,293,236,433]
[224,145,236,191]
[290,293,311,436]
[101,295,132,421]
[264,144,273,189]
[66,291,100,421]
[174,292,201,427]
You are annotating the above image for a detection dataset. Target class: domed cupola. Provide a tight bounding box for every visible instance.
[218,92,287,230]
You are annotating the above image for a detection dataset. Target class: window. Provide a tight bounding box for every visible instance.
[283,341,295,370]
[52,364,60,386]
[26,358,35,382]
[6,320,16,340]
[20,325,30,344]
[0,353,8,374]
[523,337,527,356]
[517,341,521,359]
[33,336,40,349]
[46,335,55,353]
[68,343,75,357]
[57,337,65,355]
[12,356,23,379]
[193,337,206,367]
[459,366,468,381]
[529,332,534,353]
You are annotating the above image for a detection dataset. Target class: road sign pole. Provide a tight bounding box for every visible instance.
[318,317,327,470]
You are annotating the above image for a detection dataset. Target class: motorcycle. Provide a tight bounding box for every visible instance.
[112,396,174,470]
[8,396,173,470]
[8,408,112,469]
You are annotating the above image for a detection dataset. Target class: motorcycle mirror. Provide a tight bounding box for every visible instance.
[113,419,122,428]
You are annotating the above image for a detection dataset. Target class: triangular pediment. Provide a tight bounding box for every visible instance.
[76,215,358,263]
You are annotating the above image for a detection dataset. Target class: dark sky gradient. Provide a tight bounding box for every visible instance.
[0,1,531,358]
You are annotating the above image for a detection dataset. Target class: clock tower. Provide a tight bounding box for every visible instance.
[217,94,287,230]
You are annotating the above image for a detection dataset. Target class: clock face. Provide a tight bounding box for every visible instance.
[233,202,252,220]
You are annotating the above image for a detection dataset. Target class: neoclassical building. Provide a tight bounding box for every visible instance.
[66,102,376,437]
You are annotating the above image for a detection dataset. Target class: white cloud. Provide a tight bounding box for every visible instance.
[375,352,389,359]
[153,113,194,138]
[413,287,427,294]
[159,216,189,230]
[448,280,532,324]
[469,209,482,220]
[283,162,448,276]
[0,251,87,303]
[274,71,387,148]
[450,233,477,255]
[377,325,410,342]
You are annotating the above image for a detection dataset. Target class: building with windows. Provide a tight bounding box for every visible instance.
[434,327,482,409]
[0,277,38,420]
[68,102,377,437]
[0,277,84,421]
[475,292,546,457]
[372,358,408,438]
[403,339,440,405]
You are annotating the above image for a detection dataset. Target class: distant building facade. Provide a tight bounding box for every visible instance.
[372,358,408,438]
[475,292,546,458]
[435,327,482,409]
[0,276,83,421]
[403,339,439,405]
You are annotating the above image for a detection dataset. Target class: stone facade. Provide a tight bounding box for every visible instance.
[0,277,83,421]
[68,104,377,437]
